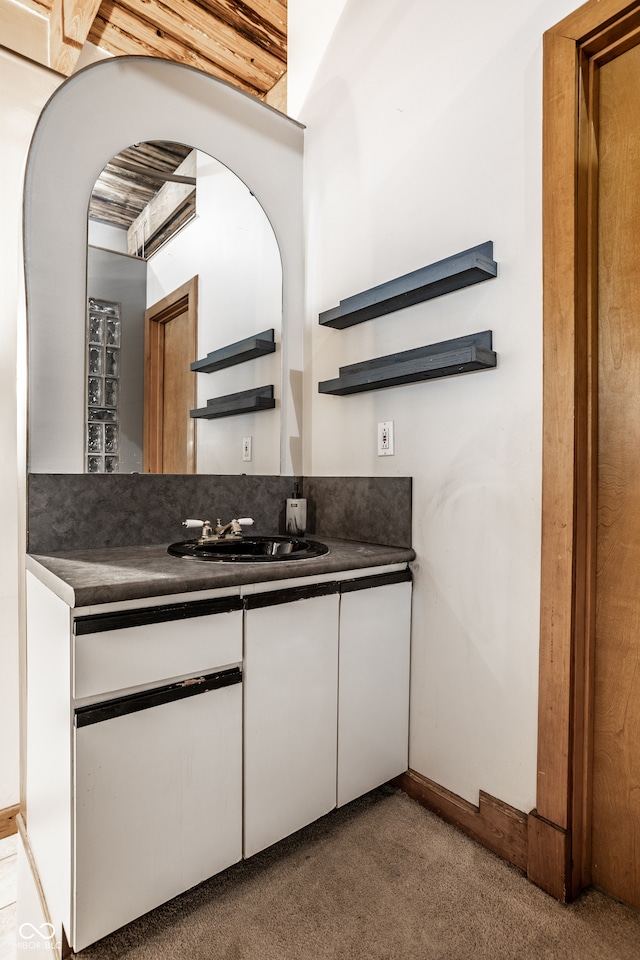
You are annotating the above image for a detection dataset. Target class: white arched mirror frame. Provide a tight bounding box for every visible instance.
[24,56,304,476]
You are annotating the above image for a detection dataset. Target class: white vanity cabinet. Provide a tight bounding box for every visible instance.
[243,583,340,857]
[25,572,244,954]
[24,561,412,953]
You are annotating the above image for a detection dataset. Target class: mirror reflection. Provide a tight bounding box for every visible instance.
[86,141,282,476]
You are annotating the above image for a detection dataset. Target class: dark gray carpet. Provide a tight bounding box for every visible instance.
[78,786,640,959]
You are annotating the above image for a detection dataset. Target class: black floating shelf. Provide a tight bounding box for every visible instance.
[190,385,275,420]
[190,329,276,373]
[318,332,496,396]
[319,242,497,330]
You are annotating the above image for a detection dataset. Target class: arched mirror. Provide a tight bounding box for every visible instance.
[85,141,282,475]
[25,57,304,478]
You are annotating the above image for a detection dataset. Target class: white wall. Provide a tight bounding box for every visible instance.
[287,0,348,117]
[290,0,579,812]
[88,221,128,253]
[0,49,61,807]
[147,152,282,475]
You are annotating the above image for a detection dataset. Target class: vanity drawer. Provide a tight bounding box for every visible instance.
[73,596,243,699]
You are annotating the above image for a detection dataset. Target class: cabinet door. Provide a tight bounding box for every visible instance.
[337,575,411,807]
[244,587,339,857]
[73,676,242,952]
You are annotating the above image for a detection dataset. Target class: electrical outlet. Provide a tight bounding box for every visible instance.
[242,436,252,462]
[377,421,394,456]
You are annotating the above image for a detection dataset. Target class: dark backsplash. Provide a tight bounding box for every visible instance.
[27,474,412,553]
[302,477,412,549]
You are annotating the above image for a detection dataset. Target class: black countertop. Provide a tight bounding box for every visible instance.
[26,538,416,608]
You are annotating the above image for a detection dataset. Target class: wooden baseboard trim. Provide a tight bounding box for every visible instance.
[527,810,571,902]
[0,803,20,840]
[394,769,528,872]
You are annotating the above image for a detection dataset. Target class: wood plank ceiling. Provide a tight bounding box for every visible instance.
[90,142,193,228]
[36,0,286,99]
[89,142,197,259]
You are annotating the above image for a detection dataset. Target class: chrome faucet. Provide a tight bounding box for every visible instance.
[213,518,245,539]
[182,517,254,544]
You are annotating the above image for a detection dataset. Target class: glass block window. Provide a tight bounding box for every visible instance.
[87,298,121,473]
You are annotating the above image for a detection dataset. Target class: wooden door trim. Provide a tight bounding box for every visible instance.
[537,0,640,902]
[143,276,198,473]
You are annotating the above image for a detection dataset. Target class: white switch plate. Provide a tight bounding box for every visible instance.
[242,436,252,461]
[377,421,394,456]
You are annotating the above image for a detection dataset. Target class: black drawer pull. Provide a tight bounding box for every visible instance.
[75,667,242,727]
[244,581,339,610]
[339,569,412,594]
[75,595,243,635]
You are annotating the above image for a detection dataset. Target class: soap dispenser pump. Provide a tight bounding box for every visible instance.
[285,482,307,536]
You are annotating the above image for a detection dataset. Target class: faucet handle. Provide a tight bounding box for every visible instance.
[237,518,254,527]
[183,518,207,530]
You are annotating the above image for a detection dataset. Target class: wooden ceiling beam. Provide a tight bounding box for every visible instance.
[116,142,193,173]
[49,0,104,74]
[240,0,286,34]
[135,0,285,79]
[88,1,280,95]
[195,0,286,58]
[20,0,53,13]
[127,153,196,256]
[107,158,196,185]
[45,0,287,97]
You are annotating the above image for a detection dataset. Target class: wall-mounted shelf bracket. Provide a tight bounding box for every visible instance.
[318,331,496,396]
[191,328,276,373]
[190,385,275,419]
[319,242,497,329]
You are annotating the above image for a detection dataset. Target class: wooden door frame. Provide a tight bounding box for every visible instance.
[143,276,198,473]
[534,0,640,902]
